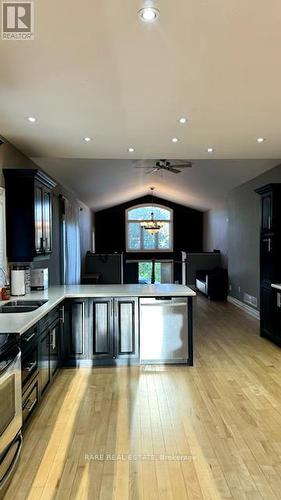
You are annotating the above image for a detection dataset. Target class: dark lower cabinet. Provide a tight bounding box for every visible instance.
[64,299,89,360]
[39,328,51,395]
[39,316,61,395]
[90,299,114,360]
[260,286,281,343]
[65,297,140,365]
[114,298,139,361]
[22,376,39,426]
[50,320,61,377]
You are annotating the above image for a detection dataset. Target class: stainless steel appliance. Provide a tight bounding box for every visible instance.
[140,297,189,364]
[0,335,22,496]
[21,326,39,427]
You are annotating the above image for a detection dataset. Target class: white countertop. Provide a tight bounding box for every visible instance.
[271,283,281,291]
[0,284,196,335]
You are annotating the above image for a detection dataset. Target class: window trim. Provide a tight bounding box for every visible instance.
[125,203,174,252]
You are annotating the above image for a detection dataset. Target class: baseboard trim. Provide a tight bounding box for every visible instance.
[227,295,260,320]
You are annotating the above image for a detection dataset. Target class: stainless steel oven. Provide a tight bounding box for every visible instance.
[0,336,22,495]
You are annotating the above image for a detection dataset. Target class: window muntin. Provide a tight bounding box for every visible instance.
[126,204,173,252]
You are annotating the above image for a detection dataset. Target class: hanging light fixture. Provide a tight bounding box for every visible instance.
[140,187,164,234]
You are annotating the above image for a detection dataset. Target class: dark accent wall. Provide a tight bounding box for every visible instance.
[95,195,203,283]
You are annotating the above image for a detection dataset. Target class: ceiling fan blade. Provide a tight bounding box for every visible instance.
[168,167,181,174]
[169,163,192,169]
[146,168,158,174]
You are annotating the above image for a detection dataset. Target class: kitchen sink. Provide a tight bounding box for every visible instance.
[0,299,48,313]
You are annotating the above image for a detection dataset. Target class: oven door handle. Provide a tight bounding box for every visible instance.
[0,347,21,376]
[0,433,23,490]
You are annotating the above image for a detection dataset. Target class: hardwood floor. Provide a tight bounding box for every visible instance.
[5,295,281,500]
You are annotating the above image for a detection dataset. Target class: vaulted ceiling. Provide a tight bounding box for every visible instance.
[1,0,281,209]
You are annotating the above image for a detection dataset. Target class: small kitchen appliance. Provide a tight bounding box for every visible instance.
[10,269,26,297]
[31,268,48,291]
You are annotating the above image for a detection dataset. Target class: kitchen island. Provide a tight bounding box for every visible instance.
[0,284,196,366]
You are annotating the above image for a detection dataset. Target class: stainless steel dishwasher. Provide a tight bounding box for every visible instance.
[140,297,188,364]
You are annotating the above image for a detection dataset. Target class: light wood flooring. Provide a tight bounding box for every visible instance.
[5,295,281,500]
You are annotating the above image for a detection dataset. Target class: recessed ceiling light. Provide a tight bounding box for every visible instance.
[179,117,187,124]
[172,137,179,143]
[27,116,36,123]
[207,147,214,153]
[83,137,92,142]
[128,147,135,152]
[256,137,265,143]
[138,7,160,23]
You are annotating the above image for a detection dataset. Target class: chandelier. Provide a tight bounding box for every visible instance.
[140,187,164,235]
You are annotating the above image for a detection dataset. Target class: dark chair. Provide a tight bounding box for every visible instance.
[196,267,228,301]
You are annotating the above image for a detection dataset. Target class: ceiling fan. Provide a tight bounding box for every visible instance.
[134,159,192,174]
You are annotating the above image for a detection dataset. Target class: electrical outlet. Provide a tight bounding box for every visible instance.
[244,293,257,308]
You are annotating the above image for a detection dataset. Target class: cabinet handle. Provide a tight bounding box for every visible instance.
[268,215,271,229]
[26,399,37,413]
[51,330,56,350]
[24,361,37,373]
[277,293,281,308]
[268,238,272,253]
[23,332,36,343]
[59,306,65,324]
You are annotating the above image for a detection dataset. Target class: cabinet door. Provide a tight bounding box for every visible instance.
[67,300,88,359]
[50,321,60,377]
[260,236,274,284]
[90,299,114,359]
[114,298,139,361]
[261,193,272,232]
[43,187,52,253]
[39,329,50,395]
[34,182,44,254]
[260,286,280,340]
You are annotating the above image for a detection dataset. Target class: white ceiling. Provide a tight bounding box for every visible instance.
[33,158,279,211]
[1,0,281,209]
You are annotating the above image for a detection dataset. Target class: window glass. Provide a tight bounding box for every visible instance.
[128,206,171,221]
[126,204,173,251]
[127,223,141,250]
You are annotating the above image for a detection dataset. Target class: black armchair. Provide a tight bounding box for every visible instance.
[196,267,228,301]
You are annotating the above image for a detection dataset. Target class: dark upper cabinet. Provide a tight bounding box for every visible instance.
[3,169,56,261]
[256,184,281,235]
[261,193,272,232]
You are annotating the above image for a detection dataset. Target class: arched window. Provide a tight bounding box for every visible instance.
[126,204,173,252]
